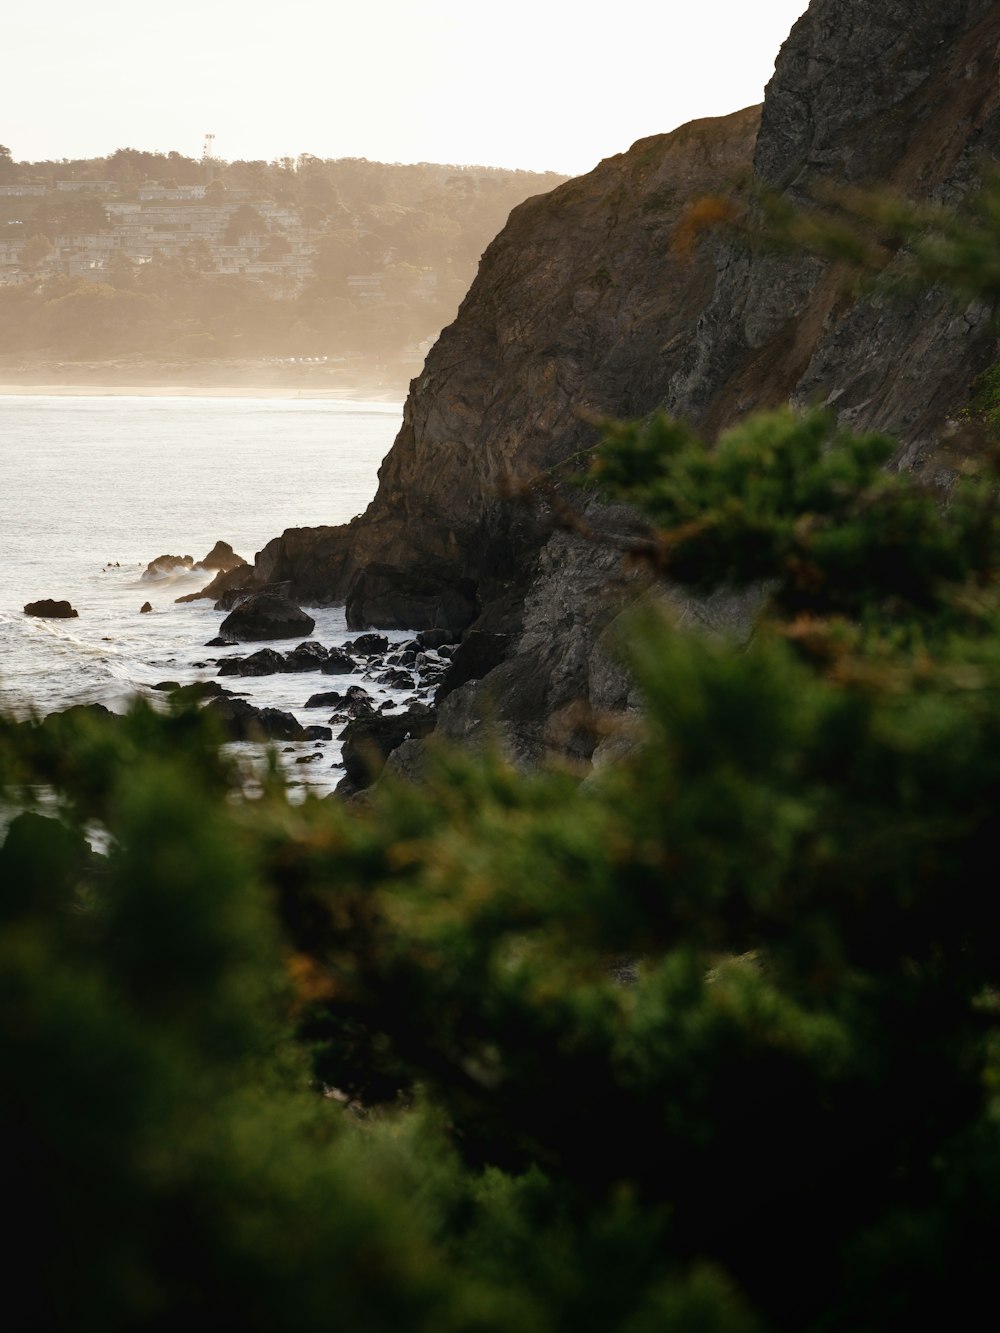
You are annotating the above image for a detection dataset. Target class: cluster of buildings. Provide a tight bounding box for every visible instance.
[0,183,327,296]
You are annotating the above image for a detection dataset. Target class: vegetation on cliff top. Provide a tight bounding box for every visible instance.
[3,182,1000,1329]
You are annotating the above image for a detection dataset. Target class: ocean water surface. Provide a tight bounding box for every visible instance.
[0,395,408,794]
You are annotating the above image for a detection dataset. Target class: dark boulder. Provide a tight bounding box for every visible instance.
[218,648,287,678]
[219,593,315,643]
[198,540,247,571]
[436,632,510,701]
[319,647,359,675]
[329,685,376,721]
[304,690,344,709]
[348,633,389,655]
[139,601,153,614]
[203,696,307,741]
[170,680,231,703]
[285,641,329,671]
[338,704,436,792]
[303,725,333,741]
[416,628,459,650]
[24,599,78,619]
[375,668,415,690]
[204,636,238,647]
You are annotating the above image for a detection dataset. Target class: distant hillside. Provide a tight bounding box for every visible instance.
[0,148,567,389]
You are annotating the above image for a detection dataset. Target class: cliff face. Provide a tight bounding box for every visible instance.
[255,0,1000,765]
[255,104,762,626]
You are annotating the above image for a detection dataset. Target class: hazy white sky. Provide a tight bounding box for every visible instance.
[4,1,810,176]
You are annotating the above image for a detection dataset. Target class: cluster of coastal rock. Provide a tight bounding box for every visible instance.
[150,605,467,792]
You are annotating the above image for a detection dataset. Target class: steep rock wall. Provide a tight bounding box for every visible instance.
[255,0,1000,765]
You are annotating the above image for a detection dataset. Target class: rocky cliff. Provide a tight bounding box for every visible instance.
[252,0,1000,767]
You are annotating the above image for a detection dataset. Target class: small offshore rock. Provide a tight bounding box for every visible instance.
[319,646,359,675]
[375,667,415,689]
[304,725,333,741]
[151,680,181,692]
[171,680,230,703]
[304,690,344,709]
[285,641,329,672]
[143,554,194,578]
[348,632,389,655]
[139,601,153,614]
[219,592,315,643]
[204,636,238,647]
[24,599,79,619]
[218,648,287,678]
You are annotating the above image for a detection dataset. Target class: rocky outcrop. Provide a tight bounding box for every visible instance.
[144,554,194,578]
[248,0,1000,769]
[24,599,78,619]
[199,540,247,572]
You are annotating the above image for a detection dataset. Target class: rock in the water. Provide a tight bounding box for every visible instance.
[24,599,78,619]
[218,593,315,643]
[139,601,153,614]
[304,690,344,709]
[285,641,329,671]
[204,636,238,647]
[170,680,230,703]
[304,725,333,741]
[198,540,247,571]
[319,647,359,675]
[375,667,415,689]
[218,648,288,677]
[348,632,389,655]
[203,695,307,741]
[328,684,376,721]
[143,554,194,578]
[151,680,181,692]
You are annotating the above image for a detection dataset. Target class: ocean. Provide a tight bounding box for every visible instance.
[0,394,410,796]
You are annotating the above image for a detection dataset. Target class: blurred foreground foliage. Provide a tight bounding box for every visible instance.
[5,184,1000,1331]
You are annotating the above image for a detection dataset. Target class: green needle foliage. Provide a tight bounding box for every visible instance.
[5,183,1000,1330]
